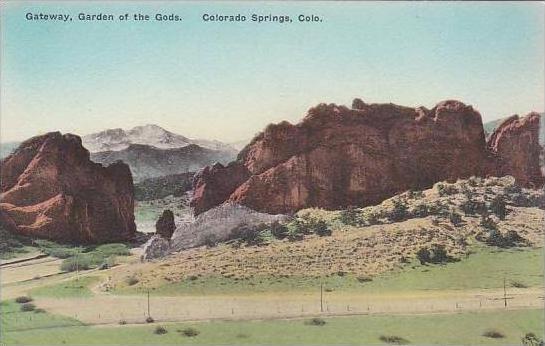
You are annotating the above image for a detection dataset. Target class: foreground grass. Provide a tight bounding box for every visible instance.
[0,300,83,333]
[30,276,98,298]
[2,307,543,345]
[114,246,544,296]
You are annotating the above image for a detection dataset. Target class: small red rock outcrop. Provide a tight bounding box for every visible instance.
[192,99,543,215]
[486,113,544,188]
[0,132,136,243]
[155,209,175,239]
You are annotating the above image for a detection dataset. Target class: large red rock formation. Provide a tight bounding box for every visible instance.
[0,132,136,243]
[487,112,544,188]
[192,99,542,215]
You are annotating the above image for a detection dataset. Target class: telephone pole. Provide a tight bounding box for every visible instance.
[320,283,323,313]
[147,289,151,317]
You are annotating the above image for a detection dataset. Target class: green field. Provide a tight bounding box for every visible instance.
[0,300,83,333]
[2,305,543,345]
[30,276,98,298]
[114,246,544,296]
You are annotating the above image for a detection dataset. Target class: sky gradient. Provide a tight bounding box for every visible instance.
[1,1,544,143]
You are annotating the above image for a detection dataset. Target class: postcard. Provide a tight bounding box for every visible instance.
[1,1,544,345]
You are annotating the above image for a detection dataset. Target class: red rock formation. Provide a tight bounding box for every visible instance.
[487,113,543,188]
[192,99,517,215]
[155,209,175,239]
[0,132,136,243]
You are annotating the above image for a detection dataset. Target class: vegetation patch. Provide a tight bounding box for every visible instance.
[379,335,410,344]
[482,329,505,339]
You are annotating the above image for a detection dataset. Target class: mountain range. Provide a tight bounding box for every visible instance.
[81,124,238,153]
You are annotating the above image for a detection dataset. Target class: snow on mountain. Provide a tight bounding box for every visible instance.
[82,124,237,153]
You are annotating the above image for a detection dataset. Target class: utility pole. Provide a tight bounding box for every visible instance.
[320,283,323,313]
[503,277,507,308]
[75,249,79,281]
[147,289,151,317]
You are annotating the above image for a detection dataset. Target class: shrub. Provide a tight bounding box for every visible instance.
[448,210,463,226]
[416,244,452,264]
[305,318,326,326]
[180,327,200,337]
[202,233,219,248]
[484,229,526,248]
[361,208,381,225]
[436,183,458,196]
[126,276,139,286]
[482,329,504,338]
[379,335,409,344]
[511,280,527,288]
[34,308,46,313]
[119,320,127,325]
[60,255,93,272]
[313,220,332,237]
[20,303,36,312]
[416,247,431,265]
[389,199,408,222]
[270,221,289,240]
[339,207,362,226]
[154,326,168,335]
[522,332,544,346]
[489,195,507,220]
[229,224,268,246]
[411,203,429,218]
[461,198,486,216]
[145,316,154,323]
[15,296,33,304]
[480,216,497,230]
[94,243,130,257]
[357,276,372,283]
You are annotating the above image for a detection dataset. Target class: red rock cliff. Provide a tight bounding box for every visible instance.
[487,112,543,188]
[0,132,136,243]
[192,99,520,215]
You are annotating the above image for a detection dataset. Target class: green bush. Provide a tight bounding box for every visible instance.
[389,199,408,222]
[416,244,453,265]
[180,327,199,337]
[20,303,36,312]
[448,210,463,226]
[379,335,409,344]
[436,183,458,196]
[60,255,93,272]
[154,326,168,335]
[482,329,504,338]
[305,318,326,326]
[94,243,130,257]
[484,229,526,248]
[461,198,486,216]
[15,296,33,304]
[411,203,429,218]
[286,217,332,240]
[270,221,289,240]
[489,195,507,220]
[521,332,544,346]
[126,276,139,286]
[480,216,497,230]
[339,207,363,226]
[229,224,269,246]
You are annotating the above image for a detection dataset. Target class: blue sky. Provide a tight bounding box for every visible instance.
[1,1,544,142]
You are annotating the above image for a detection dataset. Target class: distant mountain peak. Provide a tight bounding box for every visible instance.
[82,124,236,154]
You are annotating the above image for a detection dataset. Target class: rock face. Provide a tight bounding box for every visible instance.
[0,132,136,243]
[142,203,288,260]
[155,210,175,239]
[192,99,544,215]
[487,113,544,188]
